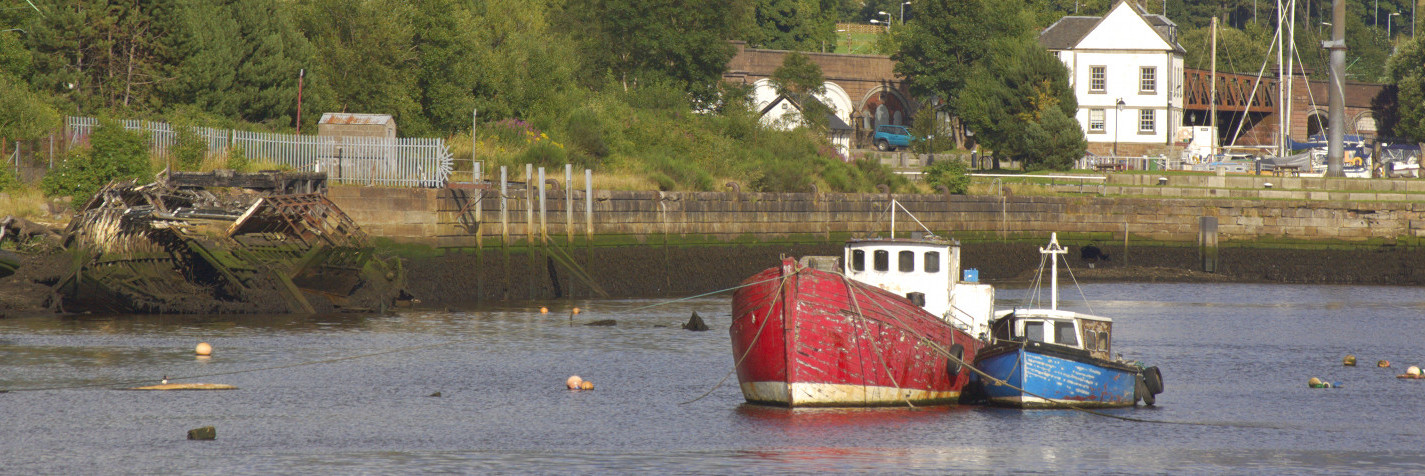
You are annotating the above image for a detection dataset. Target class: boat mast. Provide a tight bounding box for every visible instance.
[1210,16,1218,153]
[1042,233,1066,310]
[1277,0,1286,155]
[1286,0,1296,153]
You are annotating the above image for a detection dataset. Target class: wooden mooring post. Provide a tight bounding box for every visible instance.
[1199,216,1219,273]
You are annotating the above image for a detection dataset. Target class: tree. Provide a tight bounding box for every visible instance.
[769,52,830,129]
[749,0,838,51]
[560,0,751,107]
[1383,34,1425,142]
[957,37,1084,170]
[893,0,1034,118]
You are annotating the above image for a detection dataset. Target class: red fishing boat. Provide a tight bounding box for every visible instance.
[729,208,996,406]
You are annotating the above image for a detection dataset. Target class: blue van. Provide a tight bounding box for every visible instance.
[873,125,917,151]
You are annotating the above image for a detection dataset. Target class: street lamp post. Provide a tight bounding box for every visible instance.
[1389,12,1400,38]
[900,2,911,25]
[1115,98,1125,157]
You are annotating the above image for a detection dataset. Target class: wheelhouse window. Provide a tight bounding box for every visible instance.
[1088,109,1105,133]
[851,250,865,271]
[1054,321,1079,346]
[1139,66,1157,93]
[1138,109,1155,133]
[1024,321,1045,342]
[924,251,940,273]
[898,251,915,272]
[1089,66,1106,92]
[1098,331,1110,350]
[873,250,889,271]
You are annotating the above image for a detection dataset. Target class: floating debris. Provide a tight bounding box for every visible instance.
[428,391,442,397]
[1378,360,1391,368]
[585,319,616,326]
[129,383,238,391]
[187,426,216,440]
[1307,377,1341,389]
[1343,354,1356,366]
[53,170,403,314]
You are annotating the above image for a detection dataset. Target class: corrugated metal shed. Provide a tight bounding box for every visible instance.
[318,113,397,139]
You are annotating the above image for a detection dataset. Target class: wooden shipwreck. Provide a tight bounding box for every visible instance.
[54,170,404,314]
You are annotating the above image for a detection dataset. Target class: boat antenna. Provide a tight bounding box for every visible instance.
[1041,233,1066,310]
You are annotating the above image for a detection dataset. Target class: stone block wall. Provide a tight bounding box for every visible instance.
[327,184,1425,247]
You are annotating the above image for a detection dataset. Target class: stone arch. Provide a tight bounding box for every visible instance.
[749,78,779,110]
[1305,109,1329,139]
[1352,111,1377,137]
[858,86,912,131]
[816,81,853,125]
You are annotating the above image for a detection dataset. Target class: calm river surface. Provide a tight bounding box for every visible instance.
[4,282,1425,474]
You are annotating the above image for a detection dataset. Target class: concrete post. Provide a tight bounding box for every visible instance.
[565,164,573,243]
[538,166,547,244]
[500,166,508,245]
[585,169,593,239]
[525,164,534,244]
[1199,216,1219,273]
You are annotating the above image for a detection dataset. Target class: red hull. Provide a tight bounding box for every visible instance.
[729,258,983,406]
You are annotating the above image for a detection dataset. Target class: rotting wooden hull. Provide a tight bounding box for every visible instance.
[729,258,982,407]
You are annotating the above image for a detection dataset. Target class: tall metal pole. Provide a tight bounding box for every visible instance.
[1210,17,1218,146]
[1325,0,1346,177]
[296,69,304,135]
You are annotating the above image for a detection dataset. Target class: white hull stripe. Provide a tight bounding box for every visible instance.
[740,381,960,406]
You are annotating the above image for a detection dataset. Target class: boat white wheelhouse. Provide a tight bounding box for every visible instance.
[843,235,996,338]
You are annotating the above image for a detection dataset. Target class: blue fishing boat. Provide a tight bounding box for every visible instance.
[973,234,1163,408]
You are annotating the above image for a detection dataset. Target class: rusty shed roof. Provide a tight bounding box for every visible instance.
[318,113,394,125]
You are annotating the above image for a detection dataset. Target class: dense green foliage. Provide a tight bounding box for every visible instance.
[40,119,152,201]
[0,0,1416,195]
[921,158,970,194]
[769,52,831,130]
[1384,35,1425,142]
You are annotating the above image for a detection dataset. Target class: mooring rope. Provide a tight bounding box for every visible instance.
[679,271,788,405]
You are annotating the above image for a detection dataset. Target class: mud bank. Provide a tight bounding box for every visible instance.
[400,241,1425,306]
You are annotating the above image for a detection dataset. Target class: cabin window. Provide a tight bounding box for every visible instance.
[873,250,889,271]
[1084,331,1098,349]
[924,251,940,273]
[898,251,915,272]
[1098,331,1110,351]
[1055,321,1078,346]
[851,250,865,271]
[1024,321,1045,342]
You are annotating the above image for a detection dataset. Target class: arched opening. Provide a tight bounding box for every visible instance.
[1305,111,1329,140]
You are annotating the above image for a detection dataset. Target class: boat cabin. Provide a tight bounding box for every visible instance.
[843,236,995,336]
[990,309,1114,361]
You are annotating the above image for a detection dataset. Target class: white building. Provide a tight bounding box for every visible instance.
[1039,1,1185,157]
[752,80,855,158]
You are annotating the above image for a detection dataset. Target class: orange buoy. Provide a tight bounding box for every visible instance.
[572,307,581,314]
[566,375,583,389]
[540,307,549,314]
[1378,360,1391,368]
[195,342,213,356]
[579,380,594,390]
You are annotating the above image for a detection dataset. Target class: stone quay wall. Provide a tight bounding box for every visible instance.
[326,185,1425,248]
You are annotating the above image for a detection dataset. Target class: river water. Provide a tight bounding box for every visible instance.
[3,282,1425,474]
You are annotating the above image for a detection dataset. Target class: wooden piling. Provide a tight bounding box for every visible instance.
[1199,216,1218,273]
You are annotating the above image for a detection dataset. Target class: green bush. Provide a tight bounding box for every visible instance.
[173,125,208,170]
[853,158,911,193]
[519,139,569,169]
[41,119,152,201]
[922,158,971,194]
[566,107,609,160]
[0,166,20,191]
[226,147,250,171]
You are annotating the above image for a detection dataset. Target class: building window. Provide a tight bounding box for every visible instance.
[1140,66,1157,93]
[1088,109,1105,133]
[1139,109,1155,133]
[1090,66,1106,92]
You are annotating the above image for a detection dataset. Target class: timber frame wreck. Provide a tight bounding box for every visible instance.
[54,170,404,314]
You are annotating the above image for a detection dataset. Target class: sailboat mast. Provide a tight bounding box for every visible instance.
[1282,0,1293,153]
[1286,0,1296,150]
[1210,16,1218,149]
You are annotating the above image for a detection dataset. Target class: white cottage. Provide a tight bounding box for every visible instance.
[757,94,854,159]
[1039,1,1185,157]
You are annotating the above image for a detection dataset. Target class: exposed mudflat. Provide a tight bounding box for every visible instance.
[4,240,1422,316]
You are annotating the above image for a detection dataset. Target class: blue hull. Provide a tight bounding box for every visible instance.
[975,345,1137,408]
